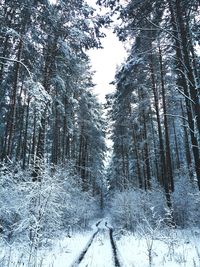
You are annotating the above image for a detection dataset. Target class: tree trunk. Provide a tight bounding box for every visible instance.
[22,97,30,169]
[143,112,151,190]
[180,100,193,180]
[132,129,143,188]
[149,55,166,186]
[150,111,159,181]
[159,46,174,193]
[5,37,23,160]
[172,119,180,170]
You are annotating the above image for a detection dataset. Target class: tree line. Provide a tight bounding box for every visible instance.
[0,0,107,251]
[0,0,106,192]
[103,0,200,225]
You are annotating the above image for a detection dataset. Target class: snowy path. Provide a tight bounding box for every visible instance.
[3,221,200,267]
[71,220,121,267]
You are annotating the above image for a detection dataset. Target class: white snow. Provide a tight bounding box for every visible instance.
[0,232,92,267]
[78,229,114,267]
[115,228,200,267]
[1,222,200,267]
[42,232,93,267]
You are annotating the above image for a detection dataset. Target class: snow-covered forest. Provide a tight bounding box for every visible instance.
[0,0,200,266]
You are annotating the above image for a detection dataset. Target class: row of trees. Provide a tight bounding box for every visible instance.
[0,0,106,192]
[0,0,107,254]
[103,0,200,222]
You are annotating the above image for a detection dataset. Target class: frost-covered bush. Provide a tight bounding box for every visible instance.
[109,173,200,231]
[55,167,100,231]
[109,188,167,230]
[172,174,200,227]
[0,163,100,247]
[64,190,100,230]
[0,164,64,245]
[0,164,29,241]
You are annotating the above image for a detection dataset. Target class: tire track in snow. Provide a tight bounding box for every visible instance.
[71,220,121,267]
[71,221,101,267]
[105,223,121,267]
[109,228,121,267]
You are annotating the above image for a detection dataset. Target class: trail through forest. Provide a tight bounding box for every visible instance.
[72,220,121,267]
[1,0,200,266]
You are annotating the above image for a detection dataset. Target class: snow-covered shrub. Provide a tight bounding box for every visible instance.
[172,174,200,227]
[109,188,167,231]
[55,167,100,231]
[0,163,100,247]
[0,164,64,245]
[0,162,101,266]
[0,163,29,241]
[65,190,100,230]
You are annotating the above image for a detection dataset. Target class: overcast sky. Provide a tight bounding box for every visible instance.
[88,28,126,102]
[86,0,127,103]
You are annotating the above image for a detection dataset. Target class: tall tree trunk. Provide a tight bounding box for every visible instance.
[81,138,88,191]
[159,46,174,193]
[52,99,60,165]
[31,110,37,165]
[16,102,25,161]
[22,97,30,169]
[172,119,180,170]
[5,37,23,160]
[149,56,166,186]
[150,111,159,181]
[132,129,143,188]
[180,100,193,180]
[62,97,68,162]
[143,112,151,190]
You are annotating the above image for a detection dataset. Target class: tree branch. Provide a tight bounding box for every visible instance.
[0,56,33,80]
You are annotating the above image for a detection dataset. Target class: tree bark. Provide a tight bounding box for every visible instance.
[159,46,174,193]
[5,37,23,160]
[149,55,166,186]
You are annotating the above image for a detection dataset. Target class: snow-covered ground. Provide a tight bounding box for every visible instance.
[1,221,200,267]
[0,232,92,267]
[43,231,93,267]
[115,228,200,267]
[77,229,114,267]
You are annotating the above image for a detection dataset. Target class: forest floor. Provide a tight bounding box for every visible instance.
[1,219,200,267]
